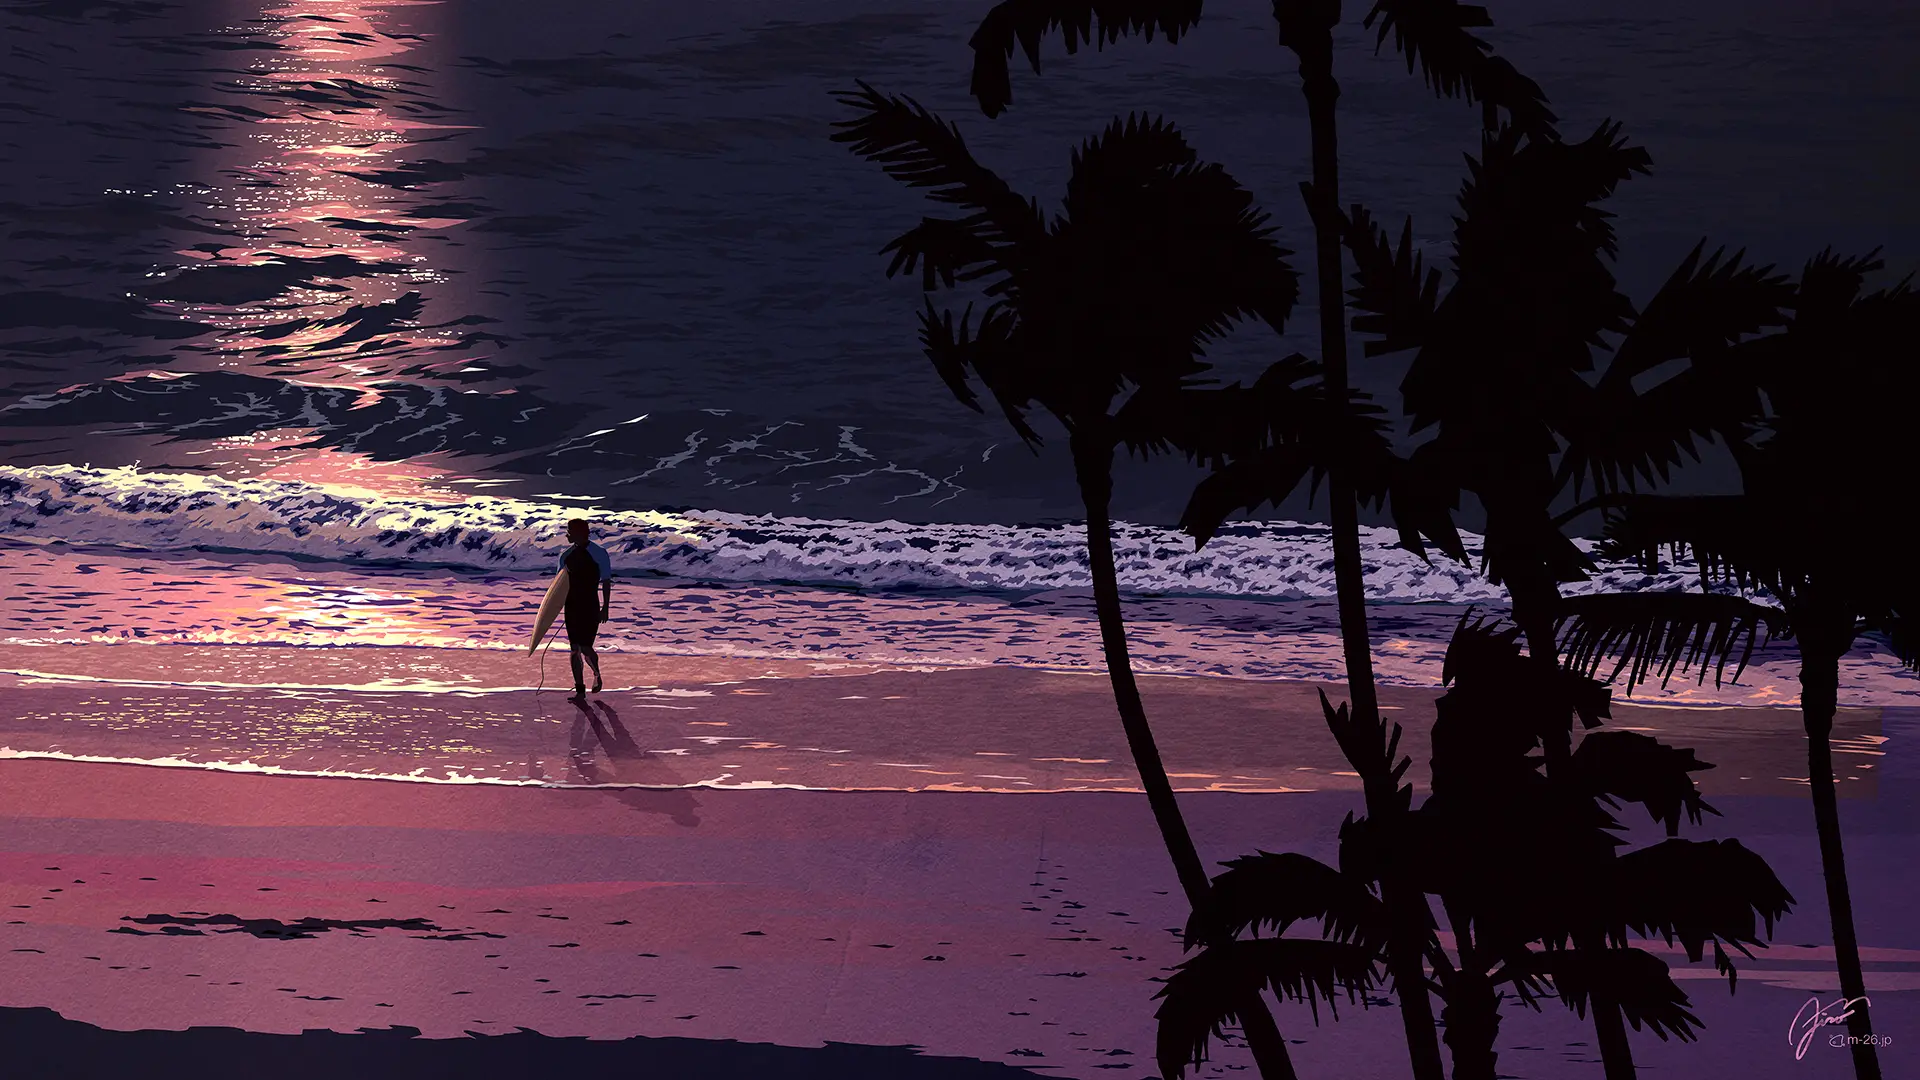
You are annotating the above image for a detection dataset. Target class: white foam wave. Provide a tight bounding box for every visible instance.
[1,463,1710,602]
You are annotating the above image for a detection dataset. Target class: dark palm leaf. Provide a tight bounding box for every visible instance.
[915,301,1044,445]
[878,216,1002,291]
[1442,613,1611,730]
[1399,123,1646,436]
[1360,0,1555,134]
[1594,496,1798,598]
[1320,688,1415,792]
[1555,243,1792,496]
[1339,202,1443,359]
[968,0,1204,118]
[830,81,1044,251]
[1598,242,1793,392]
[1152,937,1380,1079]
[1187,850,1390,950]
[1055,115,1300,373]
[1608,838,1794,990]
[1530,946,1702,1040]
[1568,729,1719,835]
[1557,590,1786,694]
[1110,352,1322,466]
[1178,443,1319,548]
[1793,246,1883,330]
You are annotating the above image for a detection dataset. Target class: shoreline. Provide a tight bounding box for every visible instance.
[2,647,1896,797]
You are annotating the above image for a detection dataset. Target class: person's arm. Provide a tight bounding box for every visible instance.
[598,547,612,620]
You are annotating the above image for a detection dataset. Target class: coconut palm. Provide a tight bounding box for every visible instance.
[1558,250,1919,1080]
[1179,117,1796,1074]
[1336,120,1790,1077]
[1155,618,1795,1080]
[831,81,1316,1078]
[963,8,1554,1075]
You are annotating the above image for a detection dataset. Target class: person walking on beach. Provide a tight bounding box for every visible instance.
[561,518,612,701]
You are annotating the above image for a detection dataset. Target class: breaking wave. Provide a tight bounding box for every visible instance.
[0,464,1706,601]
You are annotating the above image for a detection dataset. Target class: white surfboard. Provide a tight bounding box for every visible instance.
[528,566,571,656]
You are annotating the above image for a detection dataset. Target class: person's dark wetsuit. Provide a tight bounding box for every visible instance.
[562,543,603,693]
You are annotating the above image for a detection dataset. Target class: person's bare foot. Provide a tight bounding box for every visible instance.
[568,687,587,703]
[591,675,603,693]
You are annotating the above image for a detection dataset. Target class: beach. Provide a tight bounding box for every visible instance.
[3,473,1918,1077]
[2,645,1916,1078]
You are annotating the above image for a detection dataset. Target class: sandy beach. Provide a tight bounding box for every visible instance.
[2,655,1915,1078]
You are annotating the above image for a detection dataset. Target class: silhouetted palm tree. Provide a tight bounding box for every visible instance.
[1558,250,1919,1080]
[1421,619,1792,1080]
[831,82,1311,1080]
[1156,618,1795,1080]
[963,8,1554,1075]
[1290,118,1793,1078]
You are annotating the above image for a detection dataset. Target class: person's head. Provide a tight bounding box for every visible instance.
[566,518,589,544]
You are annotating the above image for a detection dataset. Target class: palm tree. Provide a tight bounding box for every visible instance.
[1154,617,1795,1080]
[1328,119,1793,1079]
[1178,116,1794,1074]
[1420,619,1793,1080]
[1558,250,1919,1080]
[963,8,1555,1075]
[831,82,1311,1079]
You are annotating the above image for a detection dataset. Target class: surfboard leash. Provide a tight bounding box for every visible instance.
[533,631,560,694]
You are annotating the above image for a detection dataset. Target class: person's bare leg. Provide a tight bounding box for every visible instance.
[585,647,602,692]
[569,649,586,699]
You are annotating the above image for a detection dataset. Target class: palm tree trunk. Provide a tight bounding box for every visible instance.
[1071,434,1300,1080]
[1800,646,1882,1080]
[1438,899,1501,1080]
[1288,14,1447,1080]
[1512,583,1637,1080]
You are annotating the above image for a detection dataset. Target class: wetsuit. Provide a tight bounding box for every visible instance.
[562,544,603,651]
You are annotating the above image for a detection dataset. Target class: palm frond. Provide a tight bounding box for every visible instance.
[1555,242,1791,496]
[1172,371,1410,549]
[1320,689,1415,794]
[1339,202,1443,359]
[879,216,1003,291]
[1609,838,1794,991]
[1593,496,1794,596]
[1178,444,1318,549]
[1111,352,1321,465]
[1870,586,1920,671]
[1530,946,1702,1041]
[1792,246,1883,330]
[1377,439,1469,565]
[1188,850,1389,951]
[830,81,1043,250]
[967,0,1203,118]
[1360,0,1554,134]
[1152,937,1379,1079]
[1568,730,1718,835]
[1056,114,1300,364]
[1443,612,1612,730]
[1602,242,1793,391]
[1557,591,1785,694]
[916,301,1042,444]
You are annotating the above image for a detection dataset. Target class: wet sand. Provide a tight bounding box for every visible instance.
[0,753,1915,1079]
[0,645,1894,797]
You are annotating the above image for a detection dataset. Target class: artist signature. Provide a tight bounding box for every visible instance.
[1791,996,1889,1059]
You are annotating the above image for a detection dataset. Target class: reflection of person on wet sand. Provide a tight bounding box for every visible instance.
[560,518,612,702]
[568,698,645,785]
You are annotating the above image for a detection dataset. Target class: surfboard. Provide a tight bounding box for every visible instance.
[528,566,571,656]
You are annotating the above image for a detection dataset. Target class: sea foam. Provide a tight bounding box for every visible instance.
[0,464,1706,601]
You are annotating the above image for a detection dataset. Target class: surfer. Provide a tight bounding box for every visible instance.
[561,518,613,701]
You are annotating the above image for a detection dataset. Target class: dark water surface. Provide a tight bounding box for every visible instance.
[2,0,1915,524]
